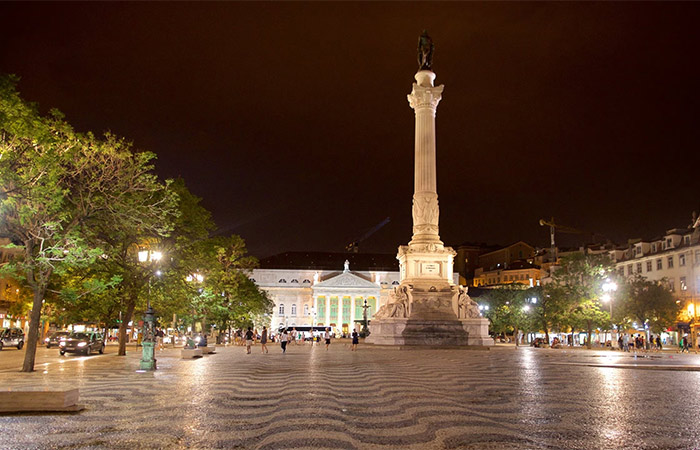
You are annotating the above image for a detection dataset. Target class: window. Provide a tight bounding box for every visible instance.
[679,254,686,267]
[662,241,667,250]
[278,304,285,315]
[667,238,673,248]
[667,256,674,269]
[646,261,652,272]
[657,259,663,270]
[668,279,675,292]
[291,304,297,316]
[635,247,642,256]
[627,264,633,276]
[304,304,309,315]
[684,235,690,245]
[680,277,687,291]
[636,263,642,273]
[652,243,657,253]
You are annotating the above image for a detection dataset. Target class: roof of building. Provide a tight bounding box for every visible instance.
[258,252,399,271]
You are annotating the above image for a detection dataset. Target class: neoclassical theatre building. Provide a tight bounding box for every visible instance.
[251,252,458,333]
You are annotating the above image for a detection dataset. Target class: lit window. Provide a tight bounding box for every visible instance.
[680,277,687,291]
[278,304,285,315]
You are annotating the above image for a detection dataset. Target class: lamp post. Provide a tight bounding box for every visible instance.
[602,279,618,346]
[361,299,370,337]
[137,249,162,371]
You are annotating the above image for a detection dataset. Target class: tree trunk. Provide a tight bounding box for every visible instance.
[586,320,593,349]
[22,286,47,372]
[514,326,519,347]
[544,326,550,347]
[118,294,137,356]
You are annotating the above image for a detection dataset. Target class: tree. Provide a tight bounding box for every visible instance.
[0,76,174,371]
[619,275,679,341]
[179,235,273,340]
[548,253,614,348]
[481,285,534,346]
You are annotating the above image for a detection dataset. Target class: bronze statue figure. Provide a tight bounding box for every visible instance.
[417,30,434,71]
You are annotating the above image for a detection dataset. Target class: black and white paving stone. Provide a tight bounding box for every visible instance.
[1,343,699,449]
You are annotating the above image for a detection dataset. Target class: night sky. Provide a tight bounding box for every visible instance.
[2,2,698,258]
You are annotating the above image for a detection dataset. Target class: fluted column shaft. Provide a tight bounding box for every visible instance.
[407,70,444,245]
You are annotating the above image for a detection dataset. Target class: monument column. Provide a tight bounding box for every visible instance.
[408,72,444,247]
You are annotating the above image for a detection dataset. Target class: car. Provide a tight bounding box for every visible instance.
[59,331,105,356]
[0,328,25,351]
[44,331,71,348]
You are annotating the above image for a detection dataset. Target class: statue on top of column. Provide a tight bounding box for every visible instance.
[417,30,434,71]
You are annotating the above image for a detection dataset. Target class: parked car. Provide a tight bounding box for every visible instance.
[0,328,25,351]
[59,331,105,356]
[45,331,71,348]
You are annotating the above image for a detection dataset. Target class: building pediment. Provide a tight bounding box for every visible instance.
[314,271,378,290]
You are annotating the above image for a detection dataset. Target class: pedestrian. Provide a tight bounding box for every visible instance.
[260,326,269,354]
[655,335,662,351]
[245,327,254,354]
[281,328,289,354]
[617,335,623,351]
[351,329,359,351]
[622,334,630,352]
[324,327,331,350]
[681,336,689,353]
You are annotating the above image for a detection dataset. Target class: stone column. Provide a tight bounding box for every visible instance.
[337,297,343,333]
[351,297,356,329]
[407,71,444,246]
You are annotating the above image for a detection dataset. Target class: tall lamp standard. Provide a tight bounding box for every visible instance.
[601,279,618,346]
[137,249,162,371]
[361,299,370,337]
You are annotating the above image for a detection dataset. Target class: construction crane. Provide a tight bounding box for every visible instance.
[538,217,592,264]
[346,217,391,253]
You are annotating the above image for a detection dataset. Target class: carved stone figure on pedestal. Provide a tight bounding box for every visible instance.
[456,286,481,319]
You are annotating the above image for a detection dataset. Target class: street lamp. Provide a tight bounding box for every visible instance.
[138,249,162,371]
[601,279,618,346]
[361,299,370,337]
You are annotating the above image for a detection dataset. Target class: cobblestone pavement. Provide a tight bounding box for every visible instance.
[2,343,700,449]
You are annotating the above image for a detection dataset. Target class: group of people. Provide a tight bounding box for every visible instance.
[237,326,360,354]
[618,334,662,352]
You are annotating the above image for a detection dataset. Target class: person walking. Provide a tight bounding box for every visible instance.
[324,327,331,351]
[655,335,662,352]
[281,328,289,354]
[681,335,689,353]
[260,326,269,354]
[351,329,359,351]
[245,327,254,354]
[622,334,629,352]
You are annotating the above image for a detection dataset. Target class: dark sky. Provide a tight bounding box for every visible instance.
[2,2,699,258]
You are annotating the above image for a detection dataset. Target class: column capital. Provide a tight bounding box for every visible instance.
[407,83,444,111]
